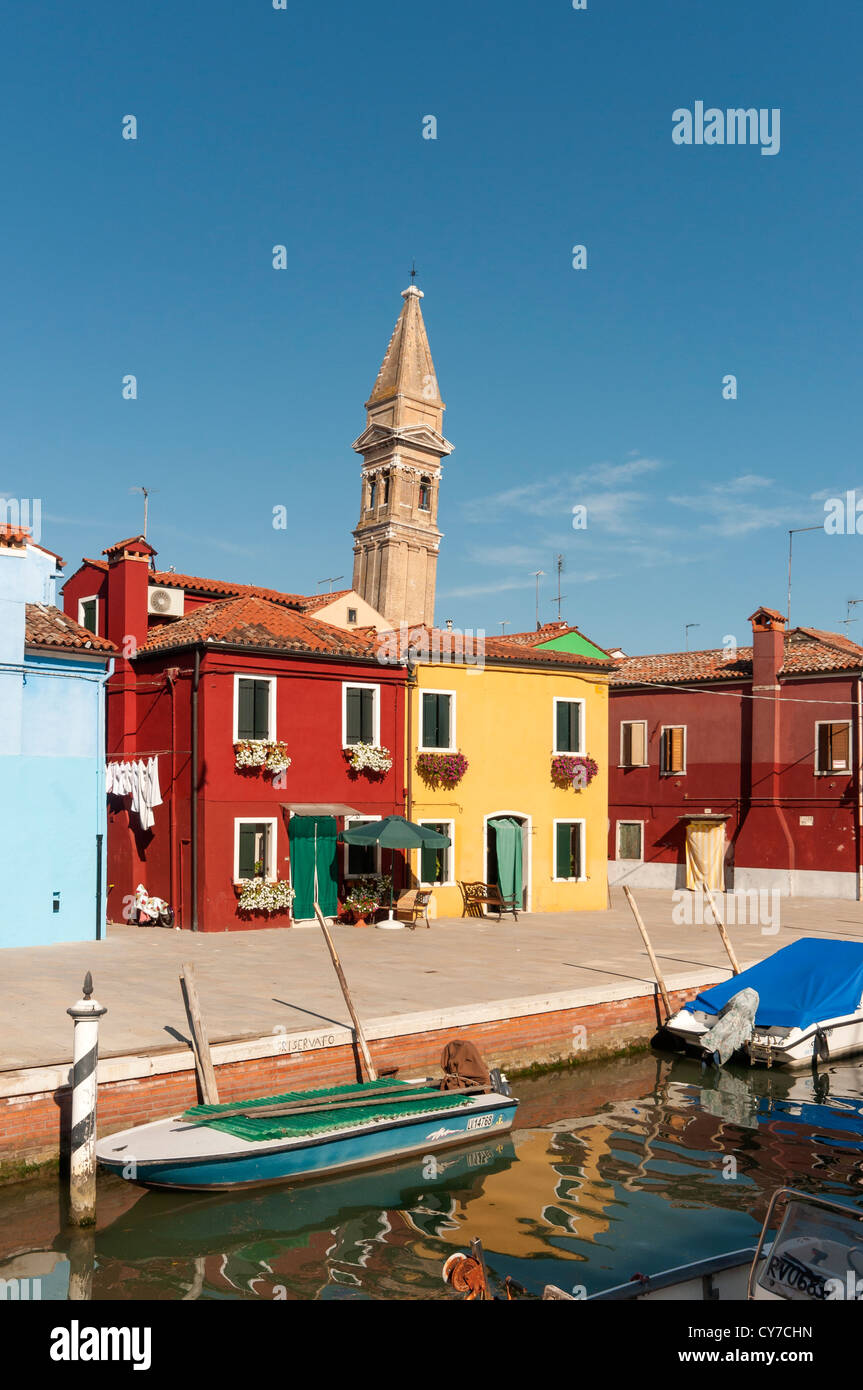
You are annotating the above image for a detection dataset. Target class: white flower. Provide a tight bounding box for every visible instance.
[236,878,296,913]
[346,742,393,773]
[235,740,292,776]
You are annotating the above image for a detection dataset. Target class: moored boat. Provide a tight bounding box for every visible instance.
[96,1074,518,1192]
[664,937,863,1067]
[542,1188,863,1301]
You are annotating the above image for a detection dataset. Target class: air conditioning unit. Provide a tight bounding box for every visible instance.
[148,586,184,618]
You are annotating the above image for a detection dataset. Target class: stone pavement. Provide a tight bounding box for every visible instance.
[2,888,862,1071]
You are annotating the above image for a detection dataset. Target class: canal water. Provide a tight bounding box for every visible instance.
[3,1049,863,1300]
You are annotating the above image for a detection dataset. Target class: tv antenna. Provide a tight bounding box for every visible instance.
[531,570,545,630]
[552,554,567,621]
[317,575,344,593]
[130,485,157,539]
[685,622,701,651]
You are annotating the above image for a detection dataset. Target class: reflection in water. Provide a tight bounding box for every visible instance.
[2,1052,862,1299]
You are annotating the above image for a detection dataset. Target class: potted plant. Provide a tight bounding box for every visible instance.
[551,753,599,790]
[341,873,392,926]
[234,878,295,915]
[234,740,292,776]
[344,742,393,775]
[416,750,469,789]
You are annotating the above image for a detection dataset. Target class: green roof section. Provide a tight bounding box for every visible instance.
[535,629,610,660]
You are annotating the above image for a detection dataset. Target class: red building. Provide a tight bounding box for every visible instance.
[63,537,407,930]
[608,607,863,899]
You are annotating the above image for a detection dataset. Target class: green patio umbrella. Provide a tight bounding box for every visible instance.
[338,815,452,929]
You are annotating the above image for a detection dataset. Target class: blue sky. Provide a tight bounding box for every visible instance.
[2,1,860,653]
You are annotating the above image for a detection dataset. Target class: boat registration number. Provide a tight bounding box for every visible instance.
[466,1113,495,1131]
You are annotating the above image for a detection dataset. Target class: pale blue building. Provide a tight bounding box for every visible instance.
[0,528,114,947]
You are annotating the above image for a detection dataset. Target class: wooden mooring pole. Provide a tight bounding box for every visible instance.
[699,880,742,975]
[314,902,378,1082]
[67,972,106,1227]
[180,962,220,1105]
[622,886,672,1022]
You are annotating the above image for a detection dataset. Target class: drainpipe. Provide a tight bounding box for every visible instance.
[191,647,200,931]
[405,658,417,821]
[857,675,863,901]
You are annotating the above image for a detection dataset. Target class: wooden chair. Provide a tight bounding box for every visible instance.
[458,881,519,922]
[394,888,433,930]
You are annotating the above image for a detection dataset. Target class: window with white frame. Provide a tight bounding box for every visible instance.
[815,721,852,774]
[420,690,456,751]
[620,720,648,767]
[553,820,585,881]
[616,820,644,861]
[343,682,380,746]
[660,725,686,775]
[234,675,276,741]
[553,698,584,754]
[418,820,454,885]
[344,815,381,877]
[234,818,277,881]
[78,596,99,635]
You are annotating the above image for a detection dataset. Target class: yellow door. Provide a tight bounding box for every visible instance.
[685,819,725,891]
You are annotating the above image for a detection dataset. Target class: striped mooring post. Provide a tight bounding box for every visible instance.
[66,972,107,1227]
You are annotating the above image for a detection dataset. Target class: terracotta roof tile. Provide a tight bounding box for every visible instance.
[102,535,157,556]
[612,629,863,686]
[138,595,382,659]
[25,604,116,654]
[0,525,65,565]
[374,624,611,670]
[295,590,353,614]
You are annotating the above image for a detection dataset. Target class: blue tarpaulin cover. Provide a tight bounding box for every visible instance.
[685,938,863,1030]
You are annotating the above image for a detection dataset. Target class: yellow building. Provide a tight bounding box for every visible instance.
[397,623,611,915]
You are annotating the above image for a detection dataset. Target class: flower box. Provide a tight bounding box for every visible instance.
[234,878,295,914]
[234,740,292,776]
[344,742,393,774]
[416,750,469,789]
[551,754,599,790]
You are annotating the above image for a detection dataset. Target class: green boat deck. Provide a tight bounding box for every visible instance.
[184,1078,476,1142]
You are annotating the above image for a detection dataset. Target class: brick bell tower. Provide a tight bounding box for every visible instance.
[351,281,453,629]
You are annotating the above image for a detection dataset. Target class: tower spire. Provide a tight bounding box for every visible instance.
[351,283,454,629]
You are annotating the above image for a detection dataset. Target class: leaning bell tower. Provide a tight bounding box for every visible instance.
[351,282,453,629]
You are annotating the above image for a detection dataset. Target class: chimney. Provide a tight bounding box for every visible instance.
[103,535,156,656]
[102,535,157,754]
[735,605,792,879]
[750,606,786,689]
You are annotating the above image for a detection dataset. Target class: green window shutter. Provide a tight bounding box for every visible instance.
[421,692,435,747]
[238,680,256,739]
[422,694,450,748]
[421,842,437,883]
[360,688,374,742]
[556,822,571,878]
[436,695,450,749]
[254,680,270,739]
[420,824,447,883]
[556,702,580,753]
[238,823,260,878]
[346,688,361,743]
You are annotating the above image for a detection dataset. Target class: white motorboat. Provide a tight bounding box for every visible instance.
[664,937,863,1067]
[543,1188,863,1301]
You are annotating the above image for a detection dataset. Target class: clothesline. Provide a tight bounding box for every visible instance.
[107,749,188,760]
[106,757,163,831]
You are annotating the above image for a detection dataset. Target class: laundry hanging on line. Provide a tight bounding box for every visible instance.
[106,757,163,831]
